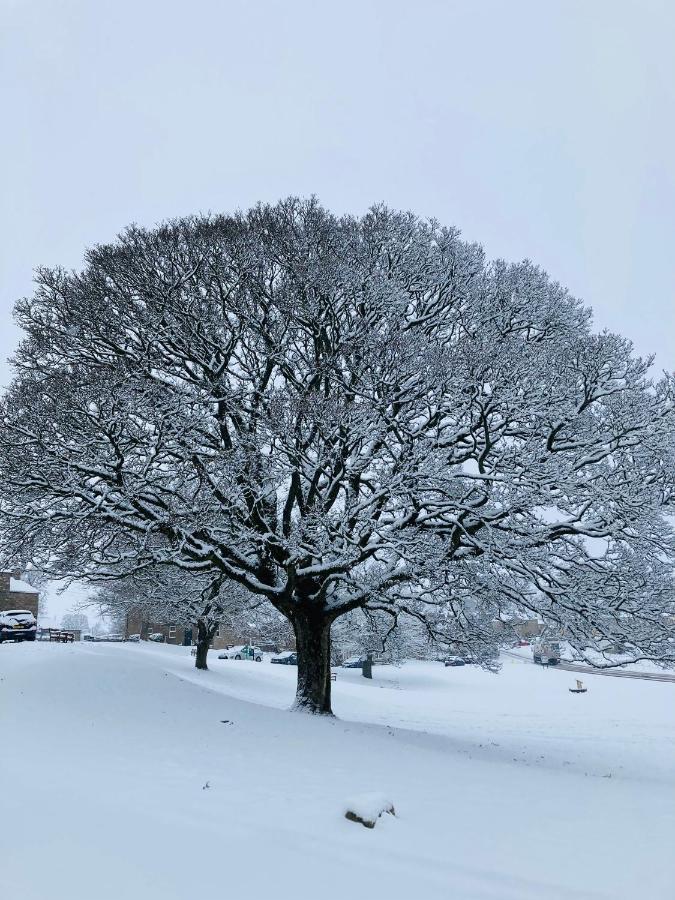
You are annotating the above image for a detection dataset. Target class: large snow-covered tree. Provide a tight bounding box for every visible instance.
[1,199,673,713]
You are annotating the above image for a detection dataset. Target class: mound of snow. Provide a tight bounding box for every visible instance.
[344,791,395,828]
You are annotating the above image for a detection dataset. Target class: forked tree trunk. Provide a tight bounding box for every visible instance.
[291,608,334,715]
[195,619,216,670]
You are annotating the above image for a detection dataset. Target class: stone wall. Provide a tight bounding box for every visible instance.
[0,570,40,618]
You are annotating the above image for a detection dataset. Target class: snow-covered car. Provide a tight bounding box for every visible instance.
[147,632,165,642]
[218,644,263,661]
[341,656,366,668]
[0,609,38,643]
[126,634,141,642]
[532,640,561,665]
[443,656,466,667]
[270,651,297,665]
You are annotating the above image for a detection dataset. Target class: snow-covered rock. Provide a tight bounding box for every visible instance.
[344,792,395,828]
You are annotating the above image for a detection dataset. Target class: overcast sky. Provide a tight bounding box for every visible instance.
[2,0,674,619]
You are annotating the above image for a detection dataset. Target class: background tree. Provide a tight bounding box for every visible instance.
[1,199,673,714]
[60,611,89,633]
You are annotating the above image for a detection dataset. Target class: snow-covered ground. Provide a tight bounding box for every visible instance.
[2,643,673,900]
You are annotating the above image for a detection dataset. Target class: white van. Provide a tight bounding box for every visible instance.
[532,640,561,665]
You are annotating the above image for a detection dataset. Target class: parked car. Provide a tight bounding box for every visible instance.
[0,609,38,643]
[443,656,466,667]
[270,651,297,665]
[147,632,165,643]
[218,644,263,661]
[82,633,96,642]
[341,656,366,668]
[126,634,141,642]
[532,640,561,665]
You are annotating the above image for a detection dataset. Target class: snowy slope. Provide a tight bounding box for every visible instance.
[1,642,673,900]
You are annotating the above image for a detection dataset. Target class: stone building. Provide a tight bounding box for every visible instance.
[123,607,293,652]
[493,617,545,640]
[123,610,196,646]
[0,570,40,617]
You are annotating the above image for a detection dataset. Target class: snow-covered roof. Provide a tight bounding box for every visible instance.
[10,577,39,594]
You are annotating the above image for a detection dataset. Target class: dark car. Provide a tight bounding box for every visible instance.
[0,609,38,643]
[270,651,297,665]
[341,656,366,668]
[443,656,466,667]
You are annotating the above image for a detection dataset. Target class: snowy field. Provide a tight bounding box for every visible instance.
[2,643,673,900]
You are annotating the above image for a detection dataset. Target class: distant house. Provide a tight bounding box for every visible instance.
[0,570,40,618]
[124,610,195,646]
[123,611,192,646]
[494,617,545,639]
[123,608,291,652]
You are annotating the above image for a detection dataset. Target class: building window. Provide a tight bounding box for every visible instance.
[168,625,176,637]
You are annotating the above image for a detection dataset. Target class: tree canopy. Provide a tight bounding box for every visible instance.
[1,198,673,712]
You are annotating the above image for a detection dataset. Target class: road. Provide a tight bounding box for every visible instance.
[556,661,675,683]
[504,649,675,683]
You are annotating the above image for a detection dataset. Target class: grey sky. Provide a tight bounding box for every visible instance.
[2,0,674,618]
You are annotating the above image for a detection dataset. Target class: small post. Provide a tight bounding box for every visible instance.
[361,652,373,679]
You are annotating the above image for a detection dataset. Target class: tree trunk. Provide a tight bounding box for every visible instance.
[195,619,215,670]
[291,608,334,715]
